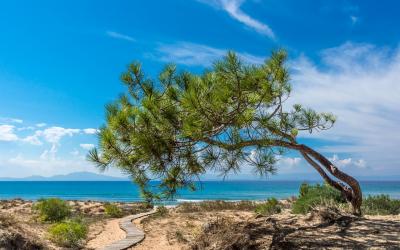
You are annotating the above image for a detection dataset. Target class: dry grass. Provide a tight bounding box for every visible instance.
[176,200,257,213]
[135,204,400,250]
[0,199,153,250]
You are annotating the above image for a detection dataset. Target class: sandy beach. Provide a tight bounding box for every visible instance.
[0,199,151,249]
[0,199,399,249]
[132,206,400,249]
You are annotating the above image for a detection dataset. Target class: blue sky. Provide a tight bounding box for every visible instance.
[0,0,399,179]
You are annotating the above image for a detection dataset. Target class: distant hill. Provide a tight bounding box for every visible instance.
[0,171,127,181]
[0,171,398,182]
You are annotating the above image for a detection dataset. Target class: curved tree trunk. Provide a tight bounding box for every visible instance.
[199,137,363,215]
[298,144,362,215]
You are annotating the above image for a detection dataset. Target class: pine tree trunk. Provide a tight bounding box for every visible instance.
[299,144,363,215]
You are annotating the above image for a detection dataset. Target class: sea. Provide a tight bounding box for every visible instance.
[0,181,399,204]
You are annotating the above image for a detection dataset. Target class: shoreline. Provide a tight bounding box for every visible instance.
[0,198,399,249]
[1,181,400,202]
[1,195,399,205]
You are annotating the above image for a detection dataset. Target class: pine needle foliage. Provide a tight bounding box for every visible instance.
[88,50,337,202]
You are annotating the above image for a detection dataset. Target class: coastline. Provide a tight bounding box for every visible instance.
[1,198,399,249]
[1,180,399,203]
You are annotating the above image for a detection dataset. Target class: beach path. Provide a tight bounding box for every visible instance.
[87,208,156,250]
[86,218,125,249]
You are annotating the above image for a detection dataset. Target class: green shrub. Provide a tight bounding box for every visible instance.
[362,195,400,215]
[174,230,188,243]
[48,220,88,248]
[33,198,71,222]
[104,203,123,218]
[255,198,281,215]
[292,183,346,214]
[177,202,200,213]
[299,182,309,197]
[177,200,256,213]
[155,205,169,217]
[199,200,256,211]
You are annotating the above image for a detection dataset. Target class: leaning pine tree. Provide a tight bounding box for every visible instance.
[88,50,363,215]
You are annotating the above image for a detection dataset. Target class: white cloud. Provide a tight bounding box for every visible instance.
[22,126,97,146]
[329,154,367,169]
[9,155,40,168]
[0,117,23,124]
[17,126,35,131]
[80,143,95,150]
[0,124,101,177]
[198,0,275,39]
[279,157,301,167]
[290,42,400,172]
[70,149,80,156]
[329,154,351,167]
[83,128,98,135]
[41,127,80,144]
[0,125,18,141]
[36,123,47,128]
[274,156,302,174]
[155,42,264,66]
[354,159,366,168]
[22,126,80,149]
[7,154,95,177]
[22,131,43,145]
[40,144,58,160]
[106,31,136,42]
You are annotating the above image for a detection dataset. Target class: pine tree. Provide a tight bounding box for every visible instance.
[88,50,362,214]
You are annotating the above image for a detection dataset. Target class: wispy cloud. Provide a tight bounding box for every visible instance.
[106,31,136,42]
[22,131,43,145]
[83,128,98,135]
[80,143,95,150]
[22,126,97,146]
[329,154,367,169]
[6,153,94,177]
[198,0,275,39]
[0,117,23,124]
[155,41,264,66]
[350,15,358,24]
[289,42,400,173]
[17,126,35,131]
[0,122,100,177]
[0,125,18,141]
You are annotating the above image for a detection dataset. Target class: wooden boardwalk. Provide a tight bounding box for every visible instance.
[101,209,156,250]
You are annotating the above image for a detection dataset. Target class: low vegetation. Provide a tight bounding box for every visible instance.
[191,217,267,250]
[104,203,123,218]
[140,205,169,225]
[155,205,169,217]
[292,183,346,214]
[291,183,400,216]
[255,198,281,215]
[48,219,88,248]
[362,195,400,215]
[33,198,71,222]
[0,213,44,250]
[177,200,256,213]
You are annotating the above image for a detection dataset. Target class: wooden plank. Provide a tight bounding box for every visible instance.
[100,209,157,250]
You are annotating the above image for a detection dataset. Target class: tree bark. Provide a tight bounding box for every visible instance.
[298,144,363,215]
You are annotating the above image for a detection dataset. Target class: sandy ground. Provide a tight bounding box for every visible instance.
[0,199,150,250]
[1,199,399,249]
[130,208,400,250]
[131,210,255,250]
[86,218,125,249]
[0,199,57,249]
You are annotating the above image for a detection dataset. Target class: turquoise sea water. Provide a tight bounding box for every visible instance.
[0,181,399,203]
